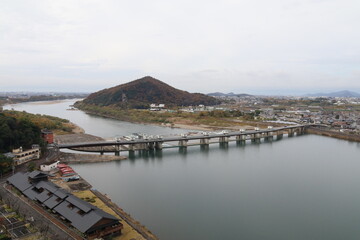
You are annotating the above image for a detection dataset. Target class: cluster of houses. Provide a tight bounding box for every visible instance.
[257,106,360,132]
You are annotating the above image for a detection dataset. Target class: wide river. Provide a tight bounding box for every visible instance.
[5,100,360,240]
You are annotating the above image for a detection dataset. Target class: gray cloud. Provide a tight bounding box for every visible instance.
[0,0,360,94]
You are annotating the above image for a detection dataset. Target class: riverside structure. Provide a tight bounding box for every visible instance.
[57,125,308,154]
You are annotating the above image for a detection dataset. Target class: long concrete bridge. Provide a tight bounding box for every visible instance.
[57,125,309,155]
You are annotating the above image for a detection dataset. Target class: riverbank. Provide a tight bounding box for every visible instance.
[68,122,85,134]
[306,127,360,142]
[76,106,264,132]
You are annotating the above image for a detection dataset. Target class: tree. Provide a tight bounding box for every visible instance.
[0,113,41,152]
[0,154,13,175]
[27,162,36,172]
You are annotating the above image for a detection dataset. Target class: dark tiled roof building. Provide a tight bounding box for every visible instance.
[7,171,122,239]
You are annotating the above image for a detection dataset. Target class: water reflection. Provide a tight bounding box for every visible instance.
[219,142,229,150]
[200,145,209,155]
[236,141,246,147]
[178,146,187,155]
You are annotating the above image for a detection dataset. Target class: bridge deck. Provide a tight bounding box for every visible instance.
[57,125,308,152]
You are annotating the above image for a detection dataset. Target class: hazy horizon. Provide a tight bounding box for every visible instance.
[1,85,359,97]
[1,1,359,94]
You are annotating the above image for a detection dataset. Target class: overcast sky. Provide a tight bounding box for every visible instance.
[1,0,359,95]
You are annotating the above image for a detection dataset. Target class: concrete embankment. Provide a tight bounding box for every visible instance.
[306,127,360,142]
[60,152,126,163]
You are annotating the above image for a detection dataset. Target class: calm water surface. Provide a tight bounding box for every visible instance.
[5,100,360,240]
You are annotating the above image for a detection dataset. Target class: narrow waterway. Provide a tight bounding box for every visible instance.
[5,100,360,240]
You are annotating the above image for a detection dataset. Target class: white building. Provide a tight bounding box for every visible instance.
[40,161,60,172]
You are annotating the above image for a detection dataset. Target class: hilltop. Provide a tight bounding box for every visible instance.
[81,76,220,108]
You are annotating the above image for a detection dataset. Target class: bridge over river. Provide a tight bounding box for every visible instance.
[57,125,310,155]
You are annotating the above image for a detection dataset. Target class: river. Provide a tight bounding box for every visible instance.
[5,100,360,240]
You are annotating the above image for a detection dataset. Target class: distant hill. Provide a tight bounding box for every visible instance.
[305,90,360,98]
[208,92,253,97]
[81,76,220,108]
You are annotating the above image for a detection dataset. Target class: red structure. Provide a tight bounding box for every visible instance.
[41,129,54,144]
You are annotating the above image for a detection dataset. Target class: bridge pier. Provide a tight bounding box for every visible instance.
[288,129,294,137]
[115,145,120,155]
[178,139,188,147]
[200,138,210,145]
[133,143,140,151]
[155,142,163,150]
[251,134,255,142]
[236,135,246,141]
[251,133,261,143]
[236,135,246,145]
[297,127,305,135]
[99,146,104,155]
[128,144,135,151]
[140,143,148,150]
[219,136,229,143]
[264,132,273,141]
[148,142,155,150]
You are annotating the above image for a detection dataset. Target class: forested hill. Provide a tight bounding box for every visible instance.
[0,111,76,153]
[80,76,220,108]
[0,112,41,153]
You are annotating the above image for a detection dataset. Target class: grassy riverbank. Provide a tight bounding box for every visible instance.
[2,110,83,135]
[74,102,274,131]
